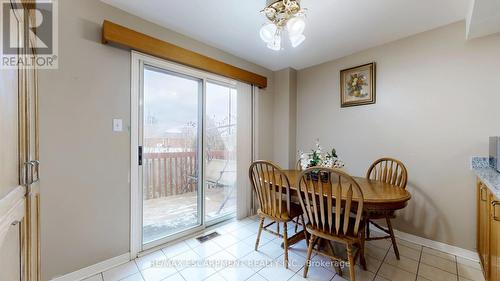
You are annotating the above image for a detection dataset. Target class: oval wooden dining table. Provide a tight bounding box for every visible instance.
[279,170,412,246]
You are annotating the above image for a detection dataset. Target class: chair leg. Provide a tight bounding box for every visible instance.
[347,244,356,281]
[328,241,342,276]
[255,217,265,251]
[386,216,400,260]
[301,215,309,247]
[327,240,335,255]
[303,235,317,278]
[277,221,280,235]
[315,238,323,255]
[366,219,370,239]
[294,217,299,233]
[360,230,367,270]
[283,222,289,269]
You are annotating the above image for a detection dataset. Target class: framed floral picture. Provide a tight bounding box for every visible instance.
[340,62,376,107]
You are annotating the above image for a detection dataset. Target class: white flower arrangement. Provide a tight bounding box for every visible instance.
[298,139,345,170]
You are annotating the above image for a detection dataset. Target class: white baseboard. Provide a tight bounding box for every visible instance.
[50,253,130,281]
[370,225,479,262]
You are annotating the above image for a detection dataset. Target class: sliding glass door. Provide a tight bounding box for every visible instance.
[141,66,202,245]
[133,53,248,251]
[205,82,238,222]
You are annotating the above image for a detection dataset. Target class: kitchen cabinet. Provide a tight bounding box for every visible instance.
[477,179,500,281]
[490,190,500,281]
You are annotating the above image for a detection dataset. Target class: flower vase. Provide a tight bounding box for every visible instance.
[306,170,329,183]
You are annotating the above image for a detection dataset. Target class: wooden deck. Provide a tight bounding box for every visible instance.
[143,187,236,243]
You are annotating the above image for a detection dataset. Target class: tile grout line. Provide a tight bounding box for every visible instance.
[133,259,147,281]
[419,247,462,277]
[414,246,423,281]
[454,257,486,280]
[172,257,187,281]
[383,245,449,279]
[372,244,391,281]
[369,243,423,279]
[138,249,186,281]
[201,268,222,281]
[114,262,141,281]
[455,255,459,281]
[170,249,184,279]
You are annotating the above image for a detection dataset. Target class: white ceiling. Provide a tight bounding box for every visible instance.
[102,0,471,71]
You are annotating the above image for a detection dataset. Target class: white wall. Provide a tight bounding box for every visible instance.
[0,226,21,281]
[38,0,274,279]
[273,68,297,169]
[288,70,298,169]
[296,21,500,250]
[256,88,275,161]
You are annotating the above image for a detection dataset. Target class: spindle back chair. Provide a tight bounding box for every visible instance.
[365,157,408,260]
[296,167,367,280]
[366,158,407,188]
[249,161,305,268]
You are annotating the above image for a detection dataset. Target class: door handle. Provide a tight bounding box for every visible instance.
[23,161,33,186]
[23,160,40,186]
[492,201,500,221]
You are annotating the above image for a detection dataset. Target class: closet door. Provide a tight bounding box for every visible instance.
[24,49,41,281]
[0,2,40,280]
[24,6,41,281]
[0,2,27,281]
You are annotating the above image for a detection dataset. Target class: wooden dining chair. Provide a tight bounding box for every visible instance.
[365,157,408,260]
[296,167,366,280]
[293,158,305,232]
[249,161,306,269]
[295,158,303,171]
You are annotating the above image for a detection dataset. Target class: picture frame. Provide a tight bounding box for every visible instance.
[340,62,376,107]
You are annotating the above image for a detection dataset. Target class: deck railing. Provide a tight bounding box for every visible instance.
[143,150,227,199]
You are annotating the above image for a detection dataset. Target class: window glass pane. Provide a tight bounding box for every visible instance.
[205,82,237,221]
[142,66,201,244]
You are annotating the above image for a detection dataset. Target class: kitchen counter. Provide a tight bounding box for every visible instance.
[473,166,500,198]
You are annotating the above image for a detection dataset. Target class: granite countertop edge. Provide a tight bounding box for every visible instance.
[473,167,500,198]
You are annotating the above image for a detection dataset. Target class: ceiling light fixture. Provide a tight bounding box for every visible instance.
[259,0,307,51]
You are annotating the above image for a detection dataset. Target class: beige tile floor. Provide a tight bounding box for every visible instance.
[84,217,485,281]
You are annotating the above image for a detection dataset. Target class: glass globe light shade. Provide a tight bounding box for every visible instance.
[289,34,306,48]
[260,23,277,43]
[286,16,305,37]
[267,34,281,51]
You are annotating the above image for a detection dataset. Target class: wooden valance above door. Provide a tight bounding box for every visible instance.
[102,20,268,88]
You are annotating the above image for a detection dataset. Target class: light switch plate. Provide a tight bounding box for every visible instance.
[113,119,123,132]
